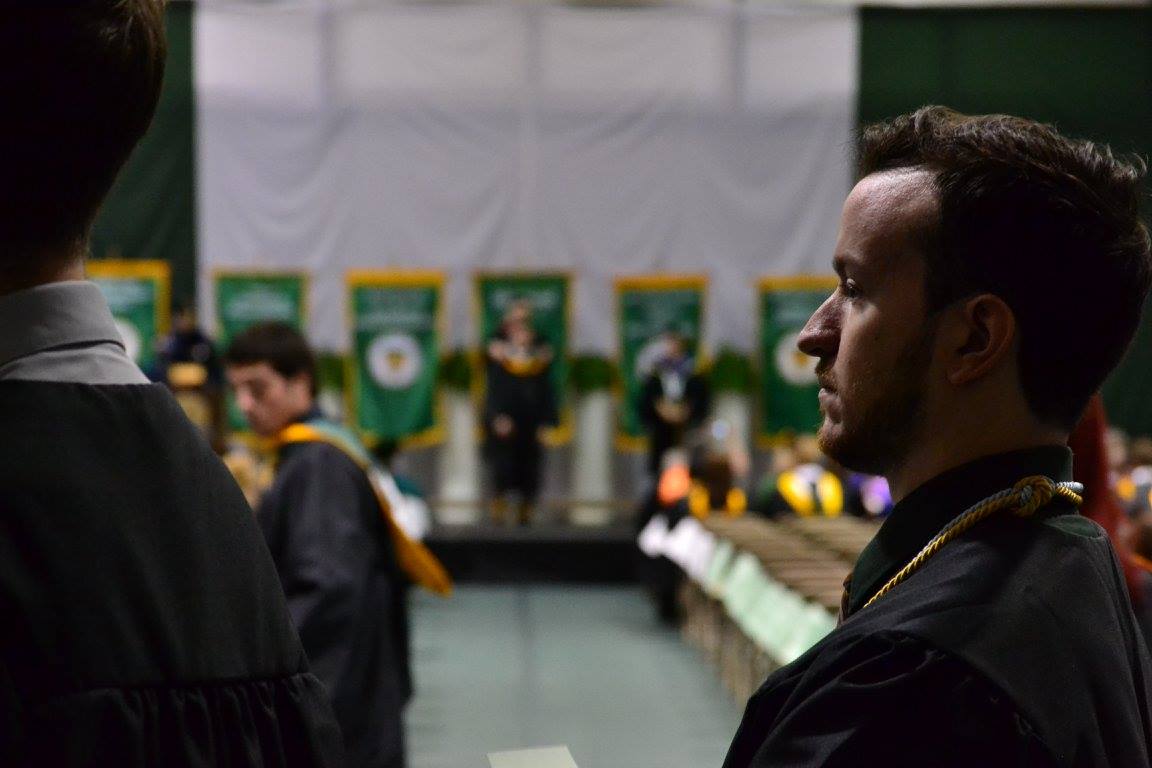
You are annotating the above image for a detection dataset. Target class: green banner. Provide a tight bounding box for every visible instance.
[476,273,571,442]
[758,278,835,442]
[215,271,307,431]
[349,273,443,445]
[88,260,170,374]
[615,276,706,447]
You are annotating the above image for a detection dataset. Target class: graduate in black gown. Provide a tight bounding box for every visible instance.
[226,323,450,768]
[638,330,710,483]
[484,301,558,525]
[724,107,1152,767]
[0,5,341,765]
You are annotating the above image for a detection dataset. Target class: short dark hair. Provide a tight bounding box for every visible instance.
[224,322,318,396]
[0,2,167,268]
[860,106,1152,430]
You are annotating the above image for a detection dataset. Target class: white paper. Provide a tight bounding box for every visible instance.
[488,746,579,768]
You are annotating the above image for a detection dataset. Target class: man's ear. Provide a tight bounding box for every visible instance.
[288,372,315,401]
[945,293,1017,386]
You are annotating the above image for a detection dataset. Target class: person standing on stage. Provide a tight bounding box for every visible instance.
[225,322,451,768]
[639,329,710,483]
[0,4,341,765]
[484,300,559,525]
[724,107,1152,767]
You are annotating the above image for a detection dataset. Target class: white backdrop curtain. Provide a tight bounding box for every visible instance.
[196,1,858,354]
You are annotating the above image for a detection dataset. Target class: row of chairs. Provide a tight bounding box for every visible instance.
[676,515,878,703]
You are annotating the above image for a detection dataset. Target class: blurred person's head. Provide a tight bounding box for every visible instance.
[223,322,317,437]
[173,299,198,334]
[1131,437,1152,469]
[0,2,167,295]
[502,299,533,329]
[659,330,688,365]
[798,107,1151,497]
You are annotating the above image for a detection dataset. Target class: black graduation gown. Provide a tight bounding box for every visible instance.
[638,368,710,478]
[483,348,558,499]
[0,381,342,766]
[724,447,1152,767]
[259,427,408,768]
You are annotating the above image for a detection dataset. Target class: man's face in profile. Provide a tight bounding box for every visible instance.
[797,170,941,476]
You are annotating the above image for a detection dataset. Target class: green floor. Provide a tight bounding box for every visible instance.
[407,585,743,768]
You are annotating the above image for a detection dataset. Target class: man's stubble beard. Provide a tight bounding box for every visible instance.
[817,323,937,477]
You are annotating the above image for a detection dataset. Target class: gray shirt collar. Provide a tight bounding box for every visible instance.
[0,281,129,368]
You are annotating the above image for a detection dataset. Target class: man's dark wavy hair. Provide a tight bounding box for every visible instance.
[860,106,1152,430]
[224,322,318,397]
[0,1,166,271]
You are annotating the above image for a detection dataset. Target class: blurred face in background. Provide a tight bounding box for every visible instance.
[797,170,941,476]
[225,362,313,437]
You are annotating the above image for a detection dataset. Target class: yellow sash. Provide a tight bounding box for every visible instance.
[275,423,453,597]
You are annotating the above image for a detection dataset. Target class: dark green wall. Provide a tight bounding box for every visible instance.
[860,7,1152,435]
[91,3,196,306]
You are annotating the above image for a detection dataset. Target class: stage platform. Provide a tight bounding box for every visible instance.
[426,524,638,584]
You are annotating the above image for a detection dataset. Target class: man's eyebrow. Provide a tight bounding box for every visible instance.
[832,255,851,278]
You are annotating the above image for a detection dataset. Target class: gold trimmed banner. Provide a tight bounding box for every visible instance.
[88,259,171,373]
[347,271,445,448]
[473,272,573,445]
[757,276,836,446]
[614,274,708,451]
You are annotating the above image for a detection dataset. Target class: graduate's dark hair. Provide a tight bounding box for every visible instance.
[860,106,1152,431]
[224,322,319,397]
[0,2,166,275]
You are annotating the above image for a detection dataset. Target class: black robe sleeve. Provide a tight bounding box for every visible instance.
[726,632,1057,768]
[259,444,382,688]
[259,442,409,767]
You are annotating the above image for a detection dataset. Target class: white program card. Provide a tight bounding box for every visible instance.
[488,746,579,768]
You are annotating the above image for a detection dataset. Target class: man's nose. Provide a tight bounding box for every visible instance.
[234,389,254,414]
[797,298,838,360]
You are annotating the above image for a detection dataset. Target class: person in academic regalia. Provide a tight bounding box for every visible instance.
[752,433,844,518]
[225,323,452,768]
[0,5,341,766]
[639,330,711,483]
[724,107,1152,767]
[484,301,558,525]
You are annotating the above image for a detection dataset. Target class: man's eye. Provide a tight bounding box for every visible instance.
[840,280,861,299]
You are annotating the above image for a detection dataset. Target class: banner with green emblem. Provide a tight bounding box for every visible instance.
[214,271,308,431]
[614,275,707,450]
[348,271,444,446]
[757,277,836,445]
[474,272,571,444]
[88,259,171,374]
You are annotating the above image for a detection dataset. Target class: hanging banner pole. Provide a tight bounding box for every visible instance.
[756,276,836,447]
[614,275,708,452]
[347,270,445,448]
[474,272,573,446]
[88,259,171,375]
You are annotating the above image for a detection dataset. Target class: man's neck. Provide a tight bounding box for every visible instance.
[0,256,85,299]
[886,428,1069,503]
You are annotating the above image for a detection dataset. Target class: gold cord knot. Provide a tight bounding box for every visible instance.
[1011,475,1055,517]
[862,474,1083,610]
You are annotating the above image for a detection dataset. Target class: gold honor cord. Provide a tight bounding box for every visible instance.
[863,475,1084,610]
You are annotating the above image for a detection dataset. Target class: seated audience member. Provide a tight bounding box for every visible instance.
[226,322,452,768]
[0,4,341,765]
[753,433,844,517]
